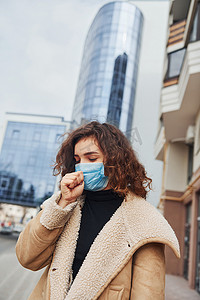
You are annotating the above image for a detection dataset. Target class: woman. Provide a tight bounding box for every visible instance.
[16,121,180,300]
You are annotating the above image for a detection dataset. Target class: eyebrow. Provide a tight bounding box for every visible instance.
[74,151,99,157]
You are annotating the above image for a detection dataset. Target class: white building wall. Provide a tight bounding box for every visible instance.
[165,142,188,192]
[194,109,200,172]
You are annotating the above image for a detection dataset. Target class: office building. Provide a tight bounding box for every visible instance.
[154,0,200,292]
[0,113,70,208]
[71,1,143,138]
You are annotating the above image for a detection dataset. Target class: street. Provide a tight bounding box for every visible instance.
[0,234,42,300]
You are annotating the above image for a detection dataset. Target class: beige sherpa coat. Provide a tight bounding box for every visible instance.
[16,192,180,300]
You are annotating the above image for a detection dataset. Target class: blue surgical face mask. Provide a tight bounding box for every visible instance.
[75,162,109,191]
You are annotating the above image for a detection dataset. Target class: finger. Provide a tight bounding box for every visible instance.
[63,171,83,178]
[68,177,84,190]
[62,172,83,183]
[66,176,83,189]
[76,171,84,184]
[68,177,79,189]
[61,179,74,189]
[62,174,78,182]
[61,177,79,186]
[69,180,85,197]
[63,171,83,181]
[62,178,76,187]
[61,172,84,190]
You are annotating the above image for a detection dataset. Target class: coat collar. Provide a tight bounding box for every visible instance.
[50,193,180,300]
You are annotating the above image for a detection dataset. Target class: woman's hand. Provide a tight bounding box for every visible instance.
[58,171,84,208]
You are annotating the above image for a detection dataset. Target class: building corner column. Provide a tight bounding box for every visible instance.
[188,190,198,288]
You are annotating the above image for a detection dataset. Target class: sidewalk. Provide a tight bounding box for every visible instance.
[165,274,200,300]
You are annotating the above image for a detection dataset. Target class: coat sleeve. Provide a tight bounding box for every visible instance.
[131,242,165,300]
[16,193,77,271]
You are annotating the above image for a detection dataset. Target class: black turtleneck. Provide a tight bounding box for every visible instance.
[72,189,124,280]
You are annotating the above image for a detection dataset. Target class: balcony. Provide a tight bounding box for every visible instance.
[167,20,186,47]
[160,41,200,142]
[167,0,198,53]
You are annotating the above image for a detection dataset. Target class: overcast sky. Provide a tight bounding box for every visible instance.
[0,0,169,206]
[0,0,109,125]
[0,0,168,124]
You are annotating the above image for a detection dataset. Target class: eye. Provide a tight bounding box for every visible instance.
[89,158,97,162]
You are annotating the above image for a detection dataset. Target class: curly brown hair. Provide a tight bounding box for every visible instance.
[54,121,152,199]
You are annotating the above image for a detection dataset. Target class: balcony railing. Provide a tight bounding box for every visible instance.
[167,20,187,47]
[164,77,179,87]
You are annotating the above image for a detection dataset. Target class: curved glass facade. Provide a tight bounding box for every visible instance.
[71,1,143,138]
[0,120,66,207]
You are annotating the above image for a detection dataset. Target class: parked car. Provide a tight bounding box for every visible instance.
[0,223,12,235]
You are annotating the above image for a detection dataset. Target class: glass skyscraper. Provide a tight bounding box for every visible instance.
[71,1,143,138]
[0,113,70,207]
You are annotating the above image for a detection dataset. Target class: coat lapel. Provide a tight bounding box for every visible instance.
[49,200,83,300]
[65,199,130,300]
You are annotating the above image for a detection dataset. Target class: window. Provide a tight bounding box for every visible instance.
[33,132,41,141]
[55,134,62,143]
[195,117,200,155]
[95,87,102,97]
[187,144,194,183]
[23,181,31,190]
[165,48,186,80]
[0,178,9,189]
[12,130,20,139]
[6,153,14,163]
[28,156,36,166]
[189,2,200,42]
[99,62,106,71]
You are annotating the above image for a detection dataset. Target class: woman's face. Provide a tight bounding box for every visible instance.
[74,137,104,164]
